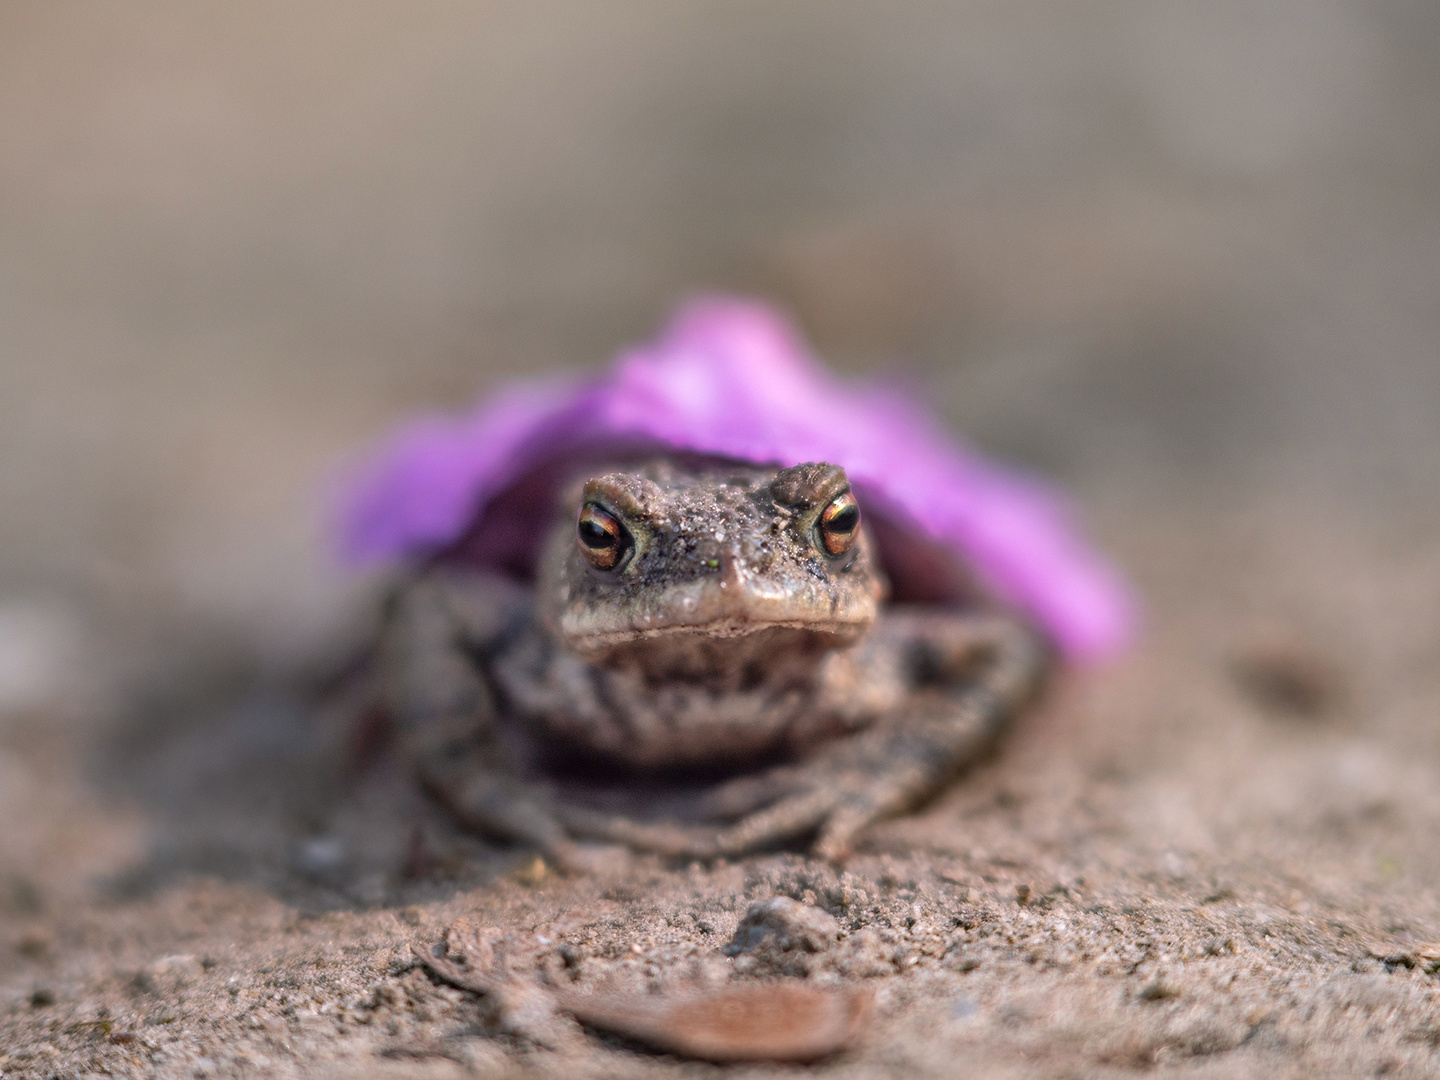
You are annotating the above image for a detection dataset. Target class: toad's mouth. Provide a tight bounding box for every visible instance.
[552,570,879,667]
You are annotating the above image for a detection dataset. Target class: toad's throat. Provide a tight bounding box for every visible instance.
[585,624,853,688]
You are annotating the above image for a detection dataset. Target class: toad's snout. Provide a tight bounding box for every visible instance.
[555,543,879,666]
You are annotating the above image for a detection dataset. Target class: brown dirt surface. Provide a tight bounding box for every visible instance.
[4,3,1440,1078]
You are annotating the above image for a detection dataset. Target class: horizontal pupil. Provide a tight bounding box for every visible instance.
[579,518,617,548]
[827,506,859,532]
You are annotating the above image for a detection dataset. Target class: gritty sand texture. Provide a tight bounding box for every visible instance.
[5,497,1440,1079]
[3,3,1440,1077]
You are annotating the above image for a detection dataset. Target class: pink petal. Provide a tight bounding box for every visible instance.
[332,297,1137,661]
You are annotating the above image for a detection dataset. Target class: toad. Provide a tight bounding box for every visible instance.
[379,457,1046,865]
[340,298,1131,866]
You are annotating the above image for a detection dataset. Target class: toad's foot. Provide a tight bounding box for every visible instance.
[419,760,632,875]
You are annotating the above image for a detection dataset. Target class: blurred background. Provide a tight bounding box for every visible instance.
[2,2,1439,893]
[2,0,1435,667]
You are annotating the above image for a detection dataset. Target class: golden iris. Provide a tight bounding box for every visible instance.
[818,491,861,556]
[577,504,627,569]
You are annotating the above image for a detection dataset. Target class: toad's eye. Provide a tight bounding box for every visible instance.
[818,491,861,556]
[577,504,629,570]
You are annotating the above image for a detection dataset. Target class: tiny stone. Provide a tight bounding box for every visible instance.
[727,897,840,955]
[725,897,841,977]
[1138,980,1180,1001]
[558,943,584,968]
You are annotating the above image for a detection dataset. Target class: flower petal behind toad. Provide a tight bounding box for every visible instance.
[333,296,1136,661]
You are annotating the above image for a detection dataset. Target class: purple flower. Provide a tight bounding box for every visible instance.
[334,297,1136,661]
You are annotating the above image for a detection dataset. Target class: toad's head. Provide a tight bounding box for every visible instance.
[537,460,886,679]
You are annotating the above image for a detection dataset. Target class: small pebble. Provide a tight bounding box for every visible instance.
[1138,980,1180,1001]
[726,896,841,977]
[727,896,840,955]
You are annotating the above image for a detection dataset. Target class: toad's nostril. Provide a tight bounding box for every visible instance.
[707,549,745,596]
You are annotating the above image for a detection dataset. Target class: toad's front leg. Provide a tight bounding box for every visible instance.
[382,569,601,864]
[807,611,1049,859]
[558,611,1049,861]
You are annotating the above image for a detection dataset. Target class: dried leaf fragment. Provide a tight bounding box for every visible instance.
[557,982,870,1063]
[417,920,869,1062]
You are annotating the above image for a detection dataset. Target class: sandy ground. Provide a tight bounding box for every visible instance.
[4,3,1440,1077]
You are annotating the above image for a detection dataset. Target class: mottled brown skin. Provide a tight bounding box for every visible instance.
[381,459,1048,866]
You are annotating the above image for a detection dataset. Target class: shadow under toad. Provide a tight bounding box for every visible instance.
[91,630,517,911]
